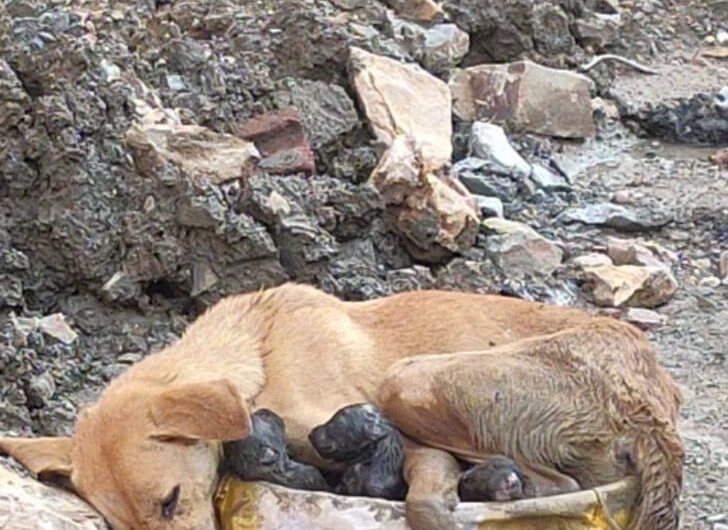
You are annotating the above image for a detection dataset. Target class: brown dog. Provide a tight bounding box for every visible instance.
[378,319,684,530]
[0,283,682,530]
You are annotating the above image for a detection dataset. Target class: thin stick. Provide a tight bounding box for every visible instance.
[578,54,660,75]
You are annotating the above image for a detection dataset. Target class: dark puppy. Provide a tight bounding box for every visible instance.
[222,409,329,491]
[458,455,532,502]
[309,403,407,500]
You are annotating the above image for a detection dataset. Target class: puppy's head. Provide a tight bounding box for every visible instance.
[0,379,251,530]
[458,456,526,502]
[309,403,392,463]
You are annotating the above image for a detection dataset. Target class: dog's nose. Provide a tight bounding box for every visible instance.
[505,472,520,490]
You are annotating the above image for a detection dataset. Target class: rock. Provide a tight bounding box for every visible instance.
[720,250,728,279]
[0,464,107,530]
[191,262,219,296]
[482,218,563,276]
[382,0,443,22]
[101,271,142,304]
[617,88,728,146]
[710,147,728,169]
[558,203,666,232]
[273,79,360,149]
[450,61,595,139]
[572,253,613,268]
[0,273,23,306]
[573,14,621,49]
[38,314,78,345]
[421,24,470,74]
[453,158,519,201]
[531,3,574,56]
[622,307,667,330]
[125,121,260,185]
[26,372,56,408]
[606,237,677,269]
[237,109,315,176]
[582,264,678,308]
[530,164,571,192]
[468,122,532,178]
[370,135,479,263]
[349,47,452,168]
[474,196,504,218]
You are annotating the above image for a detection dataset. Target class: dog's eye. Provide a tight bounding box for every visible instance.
[259,446,278,465]
[160,485,180,521]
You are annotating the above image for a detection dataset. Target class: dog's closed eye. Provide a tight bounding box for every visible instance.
[161,485,180,521]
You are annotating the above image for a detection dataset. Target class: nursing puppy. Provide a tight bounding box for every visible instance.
[0,283,682,530]
[222,409,328,492]
[458,456,533,502]
[310,404,406,500]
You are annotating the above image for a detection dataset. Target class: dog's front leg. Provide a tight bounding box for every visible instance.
[403,438,461,530]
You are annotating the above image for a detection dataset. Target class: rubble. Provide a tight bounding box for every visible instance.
[125,121,260,185]
[558,203,668,232]
[237,109,315,175]
[450,61,595,138]
[468,122,532,178]
[349,47,453,167]
[369,136,479,263]
[582,264,678,308]
[482,218,563,276]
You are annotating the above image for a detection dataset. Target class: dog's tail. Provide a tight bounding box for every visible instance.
[627,420,684,530]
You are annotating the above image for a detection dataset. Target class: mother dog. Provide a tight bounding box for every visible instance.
[0,283,681,530]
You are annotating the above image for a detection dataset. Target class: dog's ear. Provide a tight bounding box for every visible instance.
[0,436,73,479]
[148,379,252,442]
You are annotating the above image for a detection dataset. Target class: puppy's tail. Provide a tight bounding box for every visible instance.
[627,421,684,530]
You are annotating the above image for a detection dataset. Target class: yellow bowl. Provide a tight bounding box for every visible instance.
[215,476,637,530]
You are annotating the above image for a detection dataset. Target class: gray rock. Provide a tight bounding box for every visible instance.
[0,274,23,307]
[469,122,532,178]
[558,203,667,232]
[26,372,56,408]
[421,23,470,74]
[529,164,571,192]
[274,79,360,149]
[474,196,504,218]
[453,158,519,201]
[531,3,574,56]
[483,218,564,276]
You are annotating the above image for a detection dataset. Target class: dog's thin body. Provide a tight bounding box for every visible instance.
[0,283,682,530]
[378,319,684,530]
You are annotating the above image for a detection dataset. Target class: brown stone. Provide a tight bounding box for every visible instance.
[0,464,106,530]
[606,237,677,269]
[450,60,595,138]
[583,264,678,308]
[125,122,259,185]
[370,135,479,263]
[381,0,443,22]
[622,307,667,330]
[349,47,452,168]
[237,109,315,175]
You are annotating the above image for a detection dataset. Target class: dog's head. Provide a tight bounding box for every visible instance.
[0,378,251,530]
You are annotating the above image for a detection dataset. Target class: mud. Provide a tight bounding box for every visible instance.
[0,0,726,528]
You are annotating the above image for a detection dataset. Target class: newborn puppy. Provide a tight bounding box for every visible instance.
[458,455,531,502]
[222,409,329,492]
[309,403,407,500]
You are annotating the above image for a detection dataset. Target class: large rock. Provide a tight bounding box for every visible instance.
[421,24,470,74]
[582,264,678,308]
[125,121,260,185]
[482,218,563,276]
[349,47,453,167]
[606,237,677,269]
[558,203,666,232]
[451,61,595,138]
[0,464,107,530]
[370,135,479,263]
